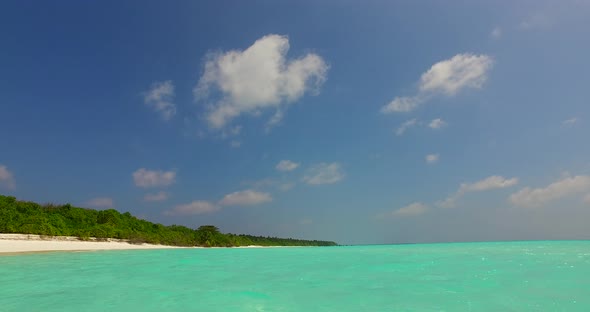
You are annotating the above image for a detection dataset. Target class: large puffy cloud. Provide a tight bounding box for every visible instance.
[510,175,590,208]
[438,175,519,208]
[0,165,16,190]
[133,168,176,188]
[164,201,218,216]
[195,34,328,129]
[303,162,345,185]
[381,53,494,113]
[219,190,272,206]
[144,80,176,121]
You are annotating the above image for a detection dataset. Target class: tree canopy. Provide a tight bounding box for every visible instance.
[0,195,337,247]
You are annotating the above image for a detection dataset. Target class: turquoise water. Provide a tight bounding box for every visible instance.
[1,241,589,311]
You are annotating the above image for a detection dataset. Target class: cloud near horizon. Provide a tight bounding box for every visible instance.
[163,189,272,216]
[438,175,518,208]
[133,168,176,188]
[510,175,590,208]
[195,34,329,130]
[381,53,494,113]
[219,189,272,206]
[0,165,16,190]
[382,202,428,218]
[164,200,219,216]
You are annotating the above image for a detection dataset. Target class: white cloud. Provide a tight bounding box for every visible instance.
[425,154,439,164]
[230,140,242,148]
[144,191,169,202]
[420,54,494,95]
[85,197,114,208]
[164,201,218,216]
[381,53,493,113]
[510,175,590,208]
[459,175,519,193]
[438,175,519,208]
[133,168,176,188]
[0,165,16,190]
[429,118,447,129]
[391,202,428,217]
[395,119,418,136]
[195,34,328,129]
[491,27,502,39]
[144,80,176,121]
[303,162,345,185]
[562,117,578,126]
[381,96,424,113]
[219,189,272,206]
[276,160,300,172]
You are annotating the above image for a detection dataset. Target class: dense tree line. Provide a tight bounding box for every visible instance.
[0,195,337,247]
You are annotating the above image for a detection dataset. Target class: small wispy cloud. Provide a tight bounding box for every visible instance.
[429,118,447,129]
[438,175,519,208]
[381,53,494,113]
[395,119,418,136]
[519,12,553,31]
[219,190,272,206]
[562,117,578,126]
[303,162,345,185]
[425,154,439,164]
[490,27,502,39]
[380,202,428,218]
[144,191,169,202]
[133,168,176,188]
[144,80,176,121]
[164,201,219,216]
[276,160,300,172]
[85,197,114,208]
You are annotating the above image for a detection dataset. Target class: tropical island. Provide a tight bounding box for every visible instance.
[0,195,337,248]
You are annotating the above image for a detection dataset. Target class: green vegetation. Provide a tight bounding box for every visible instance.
[0,195,337,247]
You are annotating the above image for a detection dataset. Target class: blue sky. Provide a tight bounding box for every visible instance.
[1,1,590,244]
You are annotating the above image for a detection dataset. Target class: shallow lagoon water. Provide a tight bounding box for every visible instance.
[1,241,589,311]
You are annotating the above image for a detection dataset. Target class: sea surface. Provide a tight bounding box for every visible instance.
[1,241,589,311]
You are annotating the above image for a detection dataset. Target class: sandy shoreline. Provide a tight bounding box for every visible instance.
[0,234,282,255]
[0,234,185,254]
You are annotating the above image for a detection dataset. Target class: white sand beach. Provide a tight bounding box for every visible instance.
[0,234,185,254]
